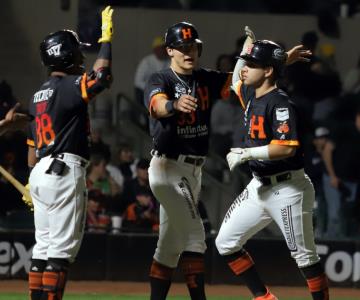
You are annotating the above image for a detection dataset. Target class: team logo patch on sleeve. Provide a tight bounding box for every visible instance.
[276,121,290,134]
[149,88,163,98]
[276,108,289,121]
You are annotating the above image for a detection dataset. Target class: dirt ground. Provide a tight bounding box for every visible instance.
[0,280,359,298]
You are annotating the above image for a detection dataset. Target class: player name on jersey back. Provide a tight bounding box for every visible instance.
[33,88,54,103]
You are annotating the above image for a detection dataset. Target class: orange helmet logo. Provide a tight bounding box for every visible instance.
[181,28,192,39]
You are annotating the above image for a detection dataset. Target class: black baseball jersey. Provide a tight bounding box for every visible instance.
[238,83,304,176]
[144,68,231,156]
[27,74,95,160]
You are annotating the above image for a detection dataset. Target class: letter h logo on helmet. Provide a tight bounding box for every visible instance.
[181,28,192,39]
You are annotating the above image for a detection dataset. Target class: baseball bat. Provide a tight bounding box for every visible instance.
[0,165,30,199]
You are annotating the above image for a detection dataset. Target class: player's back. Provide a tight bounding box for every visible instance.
[29,75,90,160]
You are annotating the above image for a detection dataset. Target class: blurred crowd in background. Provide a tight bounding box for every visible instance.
[1,0,360,240]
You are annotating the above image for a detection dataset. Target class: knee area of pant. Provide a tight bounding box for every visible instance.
[293,254,321,269]
[215,235,233,256]
[30,259,47,272]
[154,252,180,269]
[46,258,69,272]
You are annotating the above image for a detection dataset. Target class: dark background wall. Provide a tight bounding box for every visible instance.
[1,0,359,105]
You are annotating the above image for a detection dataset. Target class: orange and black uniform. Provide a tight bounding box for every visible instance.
[27,69,111,300]
[238,84,304,176]
[27,72,104,159]
[144,67,231,300]
[145,67,231,157]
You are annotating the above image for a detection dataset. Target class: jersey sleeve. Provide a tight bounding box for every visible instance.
[26,123,35,147]
[144,72,169,114]
[232,79,255,110]
[269,100,300,146]
[77,68,112,103]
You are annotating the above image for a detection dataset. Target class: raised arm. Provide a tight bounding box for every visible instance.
[83,6,114,101]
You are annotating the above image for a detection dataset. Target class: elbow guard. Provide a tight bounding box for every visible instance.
[87,67,113,97]
[94,67,112,88]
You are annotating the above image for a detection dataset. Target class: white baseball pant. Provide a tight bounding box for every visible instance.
[29,153,88,263]
[148,155,207,268]
[216,169,320,268]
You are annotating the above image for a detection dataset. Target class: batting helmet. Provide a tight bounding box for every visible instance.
[40,29,90,71]
[240,40,287,71]
[165,22,202,56]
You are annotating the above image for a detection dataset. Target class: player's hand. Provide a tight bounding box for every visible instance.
[174,94,198,113]
[244,26,256,41]
[330,175,340,189]
[286,45,312,65]
[226,148,251,171]
[0,103,30,135]
[240,26,256,56]
[98,6,114,43]
[22,183,34,211]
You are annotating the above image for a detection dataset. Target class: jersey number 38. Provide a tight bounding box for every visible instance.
[35,113,55,148]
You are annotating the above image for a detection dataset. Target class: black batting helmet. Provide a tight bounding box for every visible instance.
[165,22,202,56]
[40,29,90,71]
[240,40,287,71]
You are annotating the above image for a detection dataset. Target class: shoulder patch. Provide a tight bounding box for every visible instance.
[149,87,163,99]
[276,107,289,121]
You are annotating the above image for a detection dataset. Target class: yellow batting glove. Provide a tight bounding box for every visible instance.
[98,6,114,43]
[22,183,34,211]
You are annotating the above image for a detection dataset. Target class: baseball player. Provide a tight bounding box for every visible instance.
[26,6,114,300]
[215,40,329,300]
[144,22,232,300]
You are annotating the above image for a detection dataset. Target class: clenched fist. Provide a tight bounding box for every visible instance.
[226,148,251,171]
[174,94,198,113]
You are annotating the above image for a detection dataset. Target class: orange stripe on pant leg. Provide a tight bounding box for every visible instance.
[228,252,254,275]
[149,260,174,281]
[306,274,329,292]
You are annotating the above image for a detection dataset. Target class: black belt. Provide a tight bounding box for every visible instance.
[52,153,88,167]
[151,150,205,166]
[256,172,292,186]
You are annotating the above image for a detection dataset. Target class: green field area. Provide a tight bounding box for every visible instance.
[0,294,358,300]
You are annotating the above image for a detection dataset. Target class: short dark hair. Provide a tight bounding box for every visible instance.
[136,158,150,169]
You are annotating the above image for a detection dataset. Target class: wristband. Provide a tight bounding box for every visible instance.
[165,100,175,114]
[248,145,270,160]
[98,42,112,60]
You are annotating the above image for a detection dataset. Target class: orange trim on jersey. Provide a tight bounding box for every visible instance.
[80,73,89,103]
[270,140,300,146]
[306,274,329,292]
[87,79,97,88]
[149,93,169,116]
[237,81,246,110]
[220,74,232,99]
[27,139,35,147]
[228,253,254,275]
